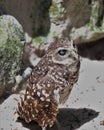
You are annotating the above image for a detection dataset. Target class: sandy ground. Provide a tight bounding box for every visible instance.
[0,58,104,130]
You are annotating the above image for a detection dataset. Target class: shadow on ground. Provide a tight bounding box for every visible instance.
[0,95,10,104]
[17,107,99,130]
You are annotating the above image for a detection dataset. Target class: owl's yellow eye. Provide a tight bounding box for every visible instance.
[58,49,67,56]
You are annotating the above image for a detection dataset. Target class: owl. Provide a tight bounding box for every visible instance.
[17,37,80,130]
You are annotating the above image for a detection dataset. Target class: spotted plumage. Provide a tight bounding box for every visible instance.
[17,37,80,129]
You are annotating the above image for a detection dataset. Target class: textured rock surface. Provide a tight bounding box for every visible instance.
[48,0,92,38]
[62,0,92,36]
[0,15,24,97]
[49,0,104,40]
[70,0,104,41]
[0,0,52,37]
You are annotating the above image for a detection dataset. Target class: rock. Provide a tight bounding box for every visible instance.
[49,0,92,38]
[0,0,52,37]
[62,0,92,37]
[70,1,104,42]
[0,15,25,97]
[49,0,104,41]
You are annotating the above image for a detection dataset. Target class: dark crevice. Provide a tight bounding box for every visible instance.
[75,37,104,60]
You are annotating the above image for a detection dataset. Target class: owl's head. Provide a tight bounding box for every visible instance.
[47,38,79,66]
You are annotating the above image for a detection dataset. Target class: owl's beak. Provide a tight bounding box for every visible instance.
[70,50,79,60]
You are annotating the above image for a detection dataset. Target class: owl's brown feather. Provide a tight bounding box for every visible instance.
[17,38,80,128]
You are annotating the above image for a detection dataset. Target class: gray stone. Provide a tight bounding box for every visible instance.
[70,0,104,42]
[0,0,52,37]
[0,15,24,97]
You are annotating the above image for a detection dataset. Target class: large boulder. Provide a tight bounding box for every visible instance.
[0,0,52,37]
[0,15,25,97]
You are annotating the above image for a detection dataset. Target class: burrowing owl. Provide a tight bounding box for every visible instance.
[17,37,80,129]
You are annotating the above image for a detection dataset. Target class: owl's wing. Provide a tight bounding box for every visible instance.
[60,61,80,104]
[17,72,59,128]
[28,58,49,84]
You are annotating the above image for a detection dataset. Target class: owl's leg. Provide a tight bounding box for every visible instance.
[41,119,60,130]
[60,88,72,104]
